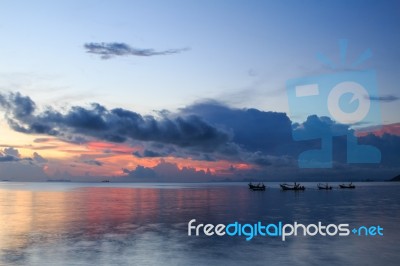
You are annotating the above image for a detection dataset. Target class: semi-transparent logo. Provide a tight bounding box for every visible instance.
[286,40,381,168]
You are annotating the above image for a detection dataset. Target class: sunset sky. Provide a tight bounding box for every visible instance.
[0,0,399,181]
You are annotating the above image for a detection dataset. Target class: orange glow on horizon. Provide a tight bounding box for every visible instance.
[1,131,255,178]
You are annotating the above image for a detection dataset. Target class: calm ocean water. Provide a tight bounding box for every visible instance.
[0,182,399,266]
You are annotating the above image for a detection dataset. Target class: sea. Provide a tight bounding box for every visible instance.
[0,182,399,266]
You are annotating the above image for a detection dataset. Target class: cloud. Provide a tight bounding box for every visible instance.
[291,115,400,168]
[0,154,18,162]
[122,165,157,179]
[1,92,400,181]
[83,160,103,166]
[359,133,400,166]
[84,42,189,59]
[0,148,48,165]
[292,115,350,138]
[180,101,293,155]
[0,92,36,119]
[33,152,47,163]
[0,147,22,163]
[3,147,20,158]
[122,161,212,181]
[133,149,166,158]
[0,160,47,180]
[0,92,230,152]
[34,138,52,143]
[0,148,49,181]
[356,123,400,137]
[366,95,399,102]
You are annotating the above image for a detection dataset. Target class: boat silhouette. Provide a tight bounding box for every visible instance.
[339,182,355,189]
[317,183,332,190]
[280,183,305,191]
[248,182,266,191]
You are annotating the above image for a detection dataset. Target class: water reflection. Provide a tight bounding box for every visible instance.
[0,183,399,265]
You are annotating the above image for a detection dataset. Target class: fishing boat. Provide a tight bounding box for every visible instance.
[317,183,332,190]
[280,183,305,191]
[339,182,355,189]
[248,182,266,191]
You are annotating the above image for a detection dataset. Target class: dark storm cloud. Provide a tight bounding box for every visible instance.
[0,92,36,119]
[182,102,400,169]
[0,92,230,152]
[181,101,293,155]
[366,95,399,102]
[292,115,350,139]
[84,42,189,59]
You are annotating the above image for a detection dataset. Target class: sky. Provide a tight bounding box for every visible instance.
[0,0,399,182]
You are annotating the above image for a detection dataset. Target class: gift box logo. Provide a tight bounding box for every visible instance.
[286,40,381,168]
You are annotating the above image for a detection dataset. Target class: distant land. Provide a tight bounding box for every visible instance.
[389,174,400,181]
